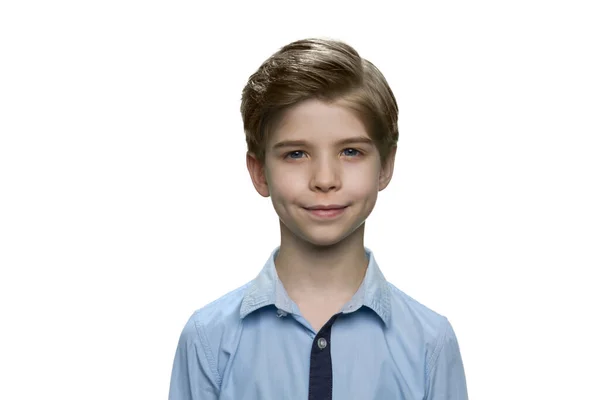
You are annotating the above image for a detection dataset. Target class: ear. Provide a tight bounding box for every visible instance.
[378,145,397,191]
[246,152,270,197]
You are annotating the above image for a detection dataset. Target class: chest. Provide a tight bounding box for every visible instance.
[217,311,426,400]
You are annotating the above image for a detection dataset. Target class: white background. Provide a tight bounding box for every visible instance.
[1,1,599,399]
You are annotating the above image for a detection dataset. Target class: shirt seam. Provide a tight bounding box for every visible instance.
[194,319,222,388]
[425,317,450,384]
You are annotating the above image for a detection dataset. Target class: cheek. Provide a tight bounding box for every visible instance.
[343,164,380,197]
[345,181,379,202]
[268,167,306,200]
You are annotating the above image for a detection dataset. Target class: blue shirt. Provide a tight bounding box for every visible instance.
[169,248,468,399]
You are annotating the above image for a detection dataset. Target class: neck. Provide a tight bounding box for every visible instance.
[274,223,368,299]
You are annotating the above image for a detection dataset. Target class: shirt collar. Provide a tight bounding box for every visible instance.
[239,247,391,327]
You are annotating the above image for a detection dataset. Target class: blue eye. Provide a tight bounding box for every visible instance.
[342,148,361,157]
[286,150,305,159]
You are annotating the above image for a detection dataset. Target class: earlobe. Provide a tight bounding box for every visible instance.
[246,152,270,197]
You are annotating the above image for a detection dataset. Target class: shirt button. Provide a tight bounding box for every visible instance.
[317,337,327,349]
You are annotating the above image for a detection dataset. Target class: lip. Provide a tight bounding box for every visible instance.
[305,204,347,210]
[304,205,348,219]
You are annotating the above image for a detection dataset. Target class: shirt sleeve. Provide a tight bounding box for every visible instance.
[425,318,468,400]
[168,314,220,400]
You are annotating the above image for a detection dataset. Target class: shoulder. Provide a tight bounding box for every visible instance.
[387,283,446,330]
[180,282,251,345]
[386,282,452,357]
[171,283,253,393]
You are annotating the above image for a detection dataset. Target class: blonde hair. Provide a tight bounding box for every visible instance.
[241,38,398,164]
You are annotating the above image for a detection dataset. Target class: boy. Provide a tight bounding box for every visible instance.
[169,38,468,399]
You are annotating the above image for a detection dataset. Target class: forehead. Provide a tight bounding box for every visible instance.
[269,99,369,144]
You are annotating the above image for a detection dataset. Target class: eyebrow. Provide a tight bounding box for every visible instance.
[272,136,374,150]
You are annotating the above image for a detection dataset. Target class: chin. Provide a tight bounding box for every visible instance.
[302,235,346,248]
[279,211,367,248]
[296,224,362,248]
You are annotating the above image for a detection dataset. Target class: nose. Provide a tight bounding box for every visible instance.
[310,158,341,192]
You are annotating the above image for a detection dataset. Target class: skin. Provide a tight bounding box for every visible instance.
[246,98,396,330]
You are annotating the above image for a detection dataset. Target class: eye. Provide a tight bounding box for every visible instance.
[342,148,361,157]
[285,150,306,159]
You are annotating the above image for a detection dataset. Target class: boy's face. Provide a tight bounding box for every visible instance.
[247,99,396,247]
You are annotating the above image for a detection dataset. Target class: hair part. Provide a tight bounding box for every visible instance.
[240,38,398,165]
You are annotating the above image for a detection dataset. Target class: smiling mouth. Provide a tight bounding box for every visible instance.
[303,205,348,219]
